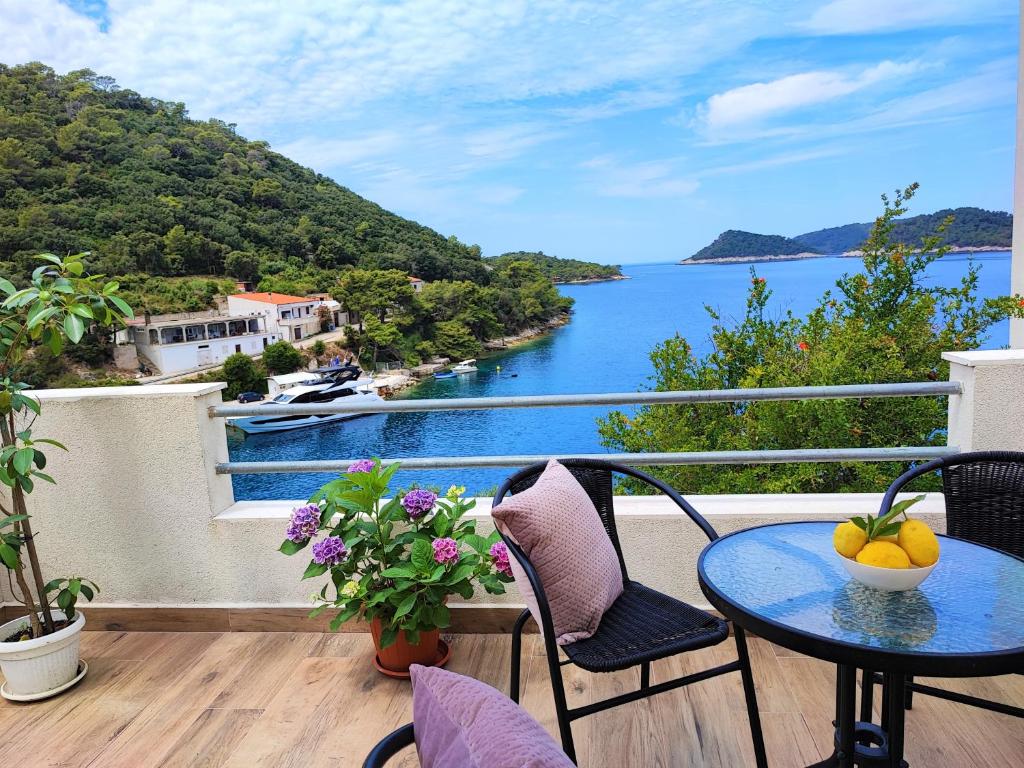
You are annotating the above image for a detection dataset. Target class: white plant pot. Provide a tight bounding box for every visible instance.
[0,610,85,698]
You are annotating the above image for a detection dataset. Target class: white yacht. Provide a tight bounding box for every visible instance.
[227,365,384,434]
[452,359,478,373]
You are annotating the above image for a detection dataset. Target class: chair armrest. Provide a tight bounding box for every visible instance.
[363,723,415,768]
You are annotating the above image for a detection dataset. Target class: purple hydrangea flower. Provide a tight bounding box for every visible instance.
[489,541,513,577]
[402,489,437,519]
[347,459,376,473]
[285,504,321,542]
[311,535,348,566]
[433,537,459,565]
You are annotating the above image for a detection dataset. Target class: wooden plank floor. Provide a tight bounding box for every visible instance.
[0,631,1020,767]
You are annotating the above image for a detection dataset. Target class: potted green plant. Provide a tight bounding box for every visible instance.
[0,253,133,699]
[279,459,513,676]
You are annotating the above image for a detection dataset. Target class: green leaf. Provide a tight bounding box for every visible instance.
[17,475,33,493]
[379,625,399,649]
[874,522,903,538]
[411,538,433,572]
[278,539,310,555]
[302,561,329,580]
[464,533,492,555]
[79,584,95,601]
[849,517,868,531]
[33,438,67,450]
[889,494,927,517]
[67,303,94,319]
[108,295,134,319]
[394,592,417,619]
[63,313,85,343]
[12,447,34,476]
[0,543,19,569]
[380,565,417,578]
[431,603,450,628]
[0,514,28,529]
[0,278,14,296]
[32,471,55,484]
[32,450,45,470]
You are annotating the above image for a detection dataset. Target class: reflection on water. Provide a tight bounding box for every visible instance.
[229,255,1014,500]
[832,581,937,649]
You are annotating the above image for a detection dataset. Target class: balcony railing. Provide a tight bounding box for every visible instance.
[209,381,961,475]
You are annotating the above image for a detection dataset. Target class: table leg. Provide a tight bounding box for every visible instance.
[883,672,908,768]
[835,665,858,768]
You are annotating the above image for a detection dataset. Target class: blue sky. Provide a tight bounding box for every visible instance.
[4,1,1018,263]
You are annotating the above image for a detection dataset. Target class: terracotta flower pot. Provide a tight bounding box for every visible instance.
[370,618,450,678]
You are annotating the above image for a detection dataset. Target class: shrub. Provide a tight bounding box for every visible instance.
[261,340,303,374]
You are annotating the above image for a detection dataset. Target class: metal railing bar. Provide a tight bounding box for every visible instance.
[216,446,956,474]
[209,381,961,418]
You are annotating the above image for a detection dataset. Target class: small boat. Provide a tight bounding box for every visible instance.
[434,371,457,379]
[227,365,383,434]
[452,359,478,374]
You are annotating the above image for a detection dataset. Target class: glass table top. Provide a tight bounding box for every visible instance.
[700,521,1024,658]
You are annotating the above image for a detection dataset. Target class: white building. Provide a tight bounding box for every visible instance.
[226,292,325,342]
[408,275,425,292]
[128,310,274,374]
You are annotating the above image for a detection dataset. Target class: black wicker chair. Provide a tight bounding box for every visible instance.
[863,451,1024,720]
[494,459,767,766]
[363,723,414,767]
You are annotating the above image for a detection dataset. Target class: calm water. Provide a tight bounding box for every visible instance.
[229,253,1013,499]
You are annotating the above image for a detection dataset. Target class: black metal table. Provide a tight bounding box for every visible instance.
[697,521,1024,767]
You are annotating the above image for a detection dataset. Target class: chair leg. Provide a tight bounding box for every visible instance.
[641,661,650,690]
[509,609,530,703]
[545,648,577,764]
[734,627,768,768]
[904,674,914,710]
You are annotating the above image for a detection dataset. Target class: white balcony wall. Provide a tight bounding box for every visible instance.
[3,350,1022,616]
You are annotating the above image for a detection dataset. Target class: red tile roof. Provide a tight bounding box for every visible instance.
[230,292,312,305]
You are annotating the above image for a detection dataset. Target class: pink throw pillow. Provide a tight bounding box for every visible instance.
[411,665,575,768]
[491,459,623,645]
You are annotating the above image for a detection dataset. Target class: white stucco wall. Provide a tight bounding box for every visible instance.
[944,349,1024,452]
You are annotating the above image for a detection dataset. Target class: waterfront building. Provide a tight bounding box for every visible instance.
[226,292,324,342]
[128,309,274,374]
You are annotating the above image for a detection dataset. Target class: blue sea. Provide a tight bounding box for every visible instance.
[229,253,1014,500]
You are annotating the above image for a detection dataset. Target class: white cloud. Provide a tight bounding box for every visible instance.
[800,0,1011,35]
[464,123,561,160]
[582,157,698,199]
[697,60,922,136]
[274,132,403,169]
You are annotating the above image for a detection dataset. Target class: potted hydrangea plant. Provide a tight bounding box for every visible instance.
[279,458,513,676]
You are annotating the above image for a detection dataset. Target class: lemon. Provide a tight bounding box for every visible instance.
[898,519,940,567]
[833,521,868,558]
[856,541,911,569]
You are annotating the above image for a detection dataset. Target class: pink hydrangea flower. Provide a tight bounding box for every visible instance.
[432,537,459,565]
[489,541,513,577]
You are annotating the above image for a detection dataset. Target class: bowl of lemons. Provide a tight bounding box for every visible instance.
[833,495,940,592]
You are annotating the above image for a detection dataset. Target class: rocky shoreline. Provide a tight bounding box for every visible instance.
[680,252,822,265]
[373,315,571,398]
[553,274,630,285]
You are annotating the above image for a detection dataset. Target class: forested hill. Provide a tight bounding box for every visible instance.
[0,63,489,285]
[687,230,820,262]
[797,207,1012,254]
[484,251,621,282]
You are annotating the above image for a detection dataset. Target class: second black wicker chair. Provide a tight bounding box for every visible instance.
[494,459,767,766]
[864,450,1024,719]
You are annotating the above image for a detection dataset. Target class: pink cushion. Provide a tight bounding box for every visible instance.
[411,665,574,768]
[491,459,623,645]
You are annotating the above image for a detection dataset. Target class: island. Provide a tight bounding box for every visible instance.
[682,230,821,264]
[682,208,1012,264]
[485,251,625,283]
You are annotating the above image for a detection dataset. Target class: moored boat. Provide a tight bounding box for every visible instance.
[227,365,384,434]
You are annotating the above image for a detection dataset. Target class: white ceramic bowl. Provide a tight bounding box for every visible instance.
[837,552,937,592]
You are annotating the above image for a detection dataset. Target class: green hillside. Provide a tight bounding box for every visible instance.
[794,223,872,254]
[796,207,1011,253]
[687,230,820,262]
[485,251,621,282]
[0,63,490,285]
